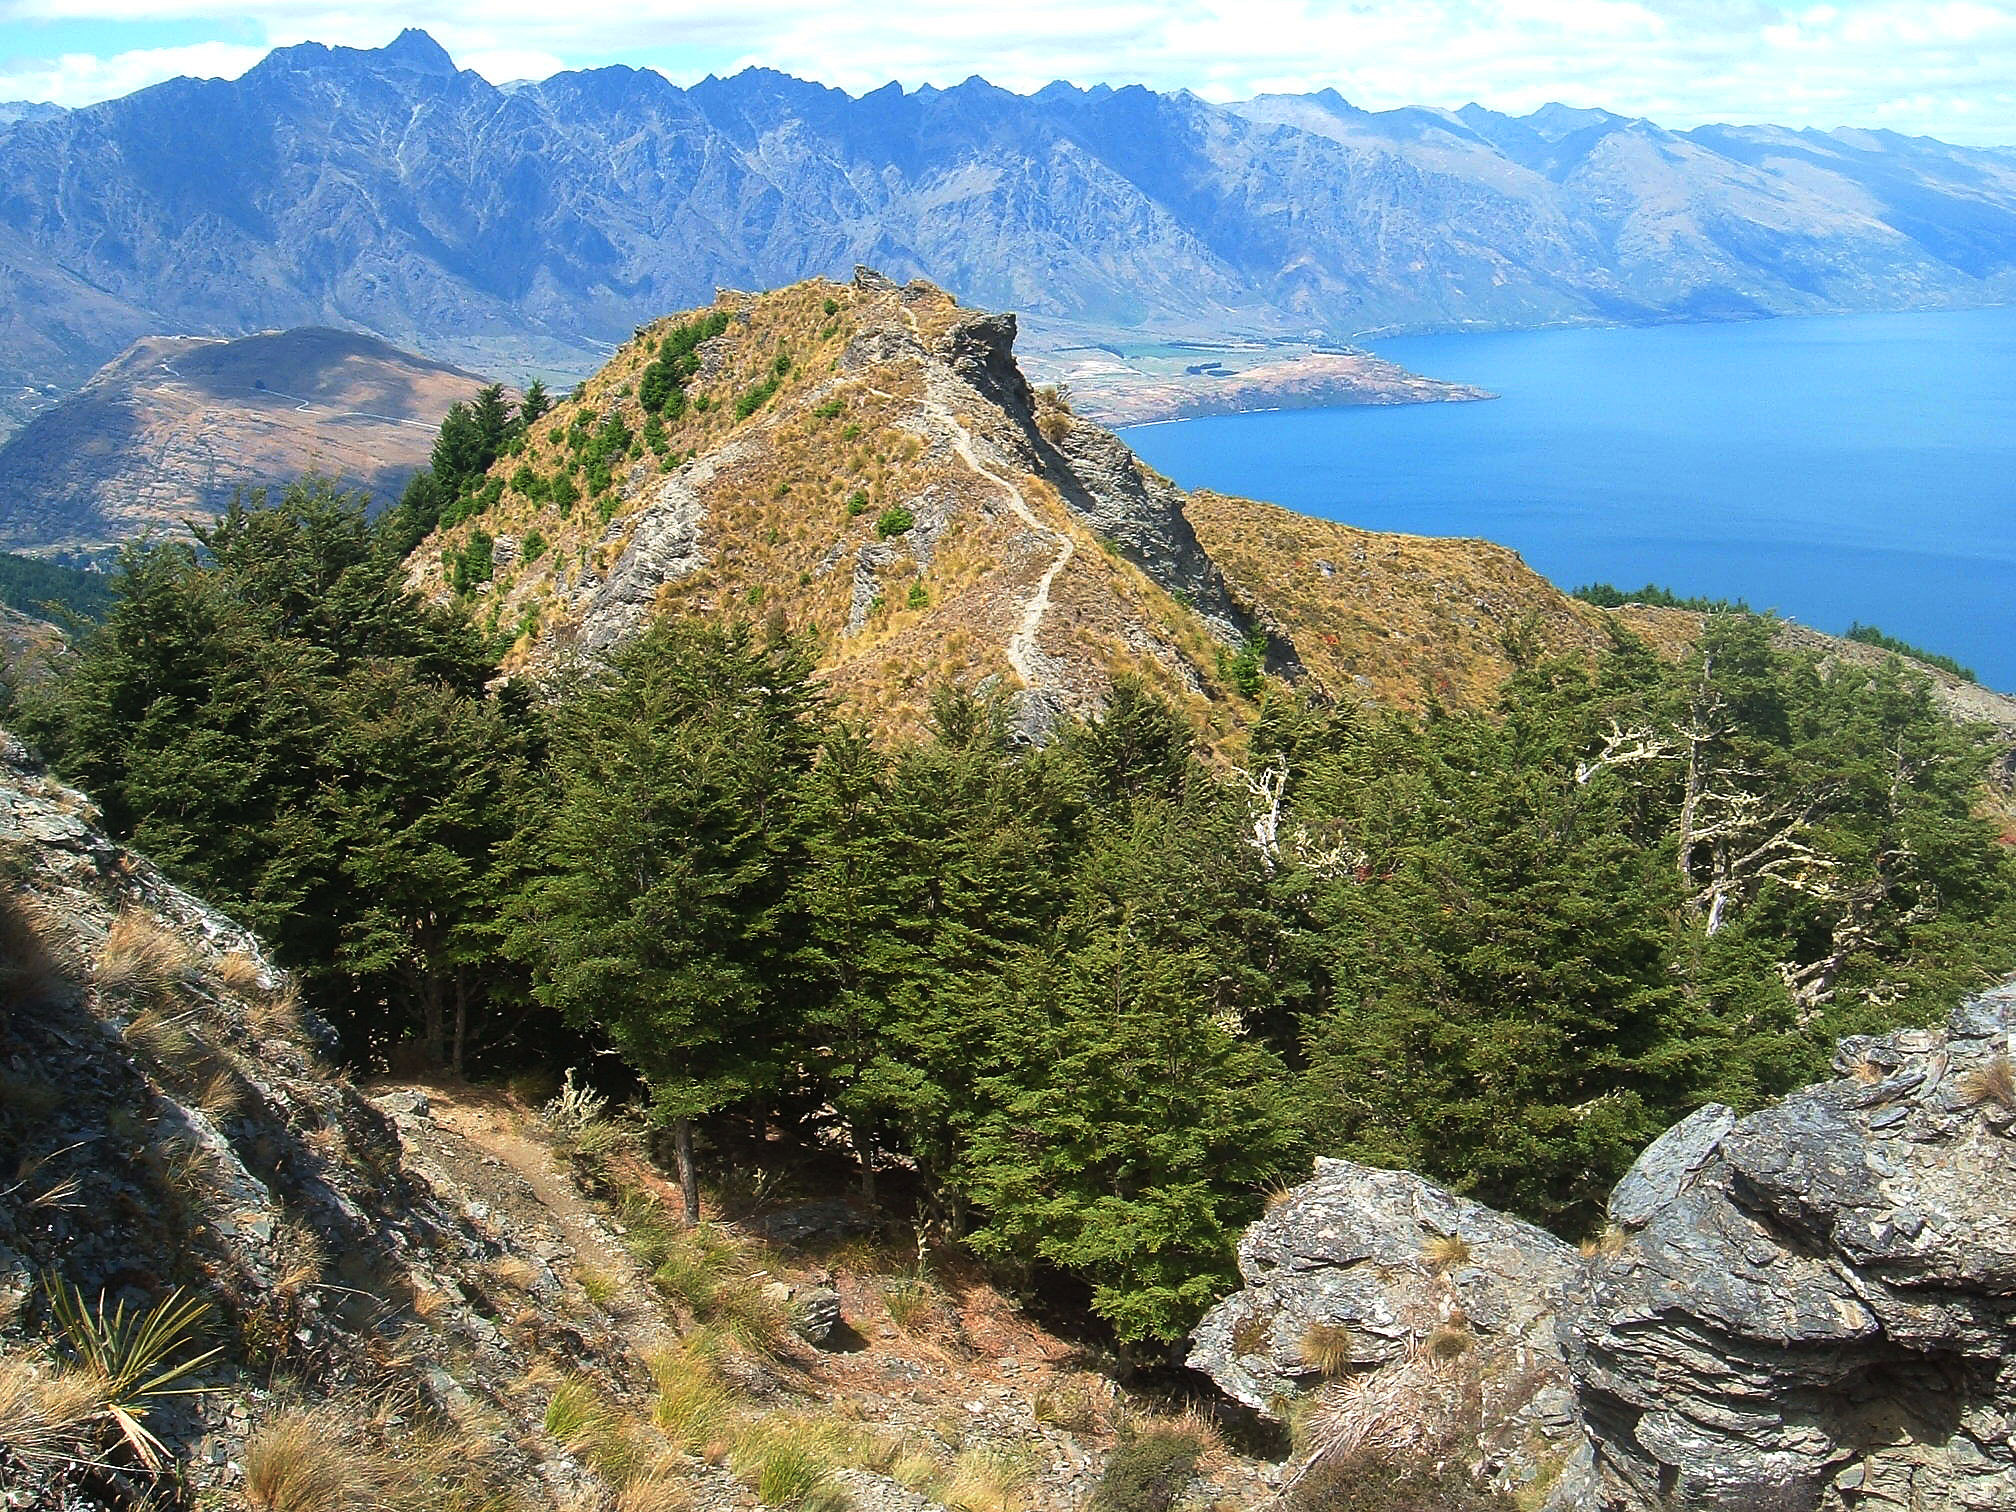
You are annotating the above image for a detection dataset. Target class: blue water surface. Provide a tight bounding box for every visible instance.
[1120,307,2016,690]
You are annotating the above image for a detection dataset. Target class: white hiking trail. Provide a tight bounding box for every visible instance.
[890,304,1074,689]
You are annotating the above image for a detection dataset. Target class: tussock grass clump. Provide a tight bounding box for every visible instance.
[214,949,269,997]
[243,1410,363,1511]
[650,1367,734,1455]
[1579,1224,1628,1259]
[880,1272,937,1333]
[0,1353,109,1466]
[1421,1233,1471,1273]
[1298,1322,1359,1378]
[1960,1053,2016,1111]
[248,981,308,1043]
[938,1445,1033,1512]
[95,910,189,1004]
[0,886,80,1005]
[728,1416,851,1511]
[1229,1309,1272,1358]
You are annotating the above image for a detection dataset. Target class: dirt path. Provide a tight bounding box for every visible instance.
[890,304,1075,689]
[387,1081,675,1363]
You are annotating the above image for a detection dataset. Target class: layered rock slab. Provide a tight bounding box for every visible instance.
[1194,986,2016,1511]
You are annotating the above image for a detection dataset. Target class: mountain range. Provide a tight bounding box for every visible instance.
[0,29,2010,434]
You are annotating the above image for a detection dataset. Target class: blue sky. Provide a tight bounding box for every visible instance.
[0,1,2012,143]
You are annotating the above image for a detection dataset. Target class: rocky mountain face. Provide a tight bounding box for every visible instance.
[0,30,2010,432]
[1191,983,2016,1511]
[426,270,1636,739]
[0,327,495,556]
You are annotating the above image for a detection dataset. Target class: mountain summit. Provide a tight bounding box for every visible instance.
[412,271,1633,737]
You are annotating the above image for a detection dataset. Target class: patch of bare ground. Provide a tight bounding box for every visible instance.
[374,1077,1280,1512]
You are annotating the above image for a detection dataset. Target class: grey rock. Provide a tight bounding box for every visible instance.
[1188,1156,1576,1404]
[1198,984,2016,1511]
[1606,1101,1736,1229]
[788,1284,844,1346]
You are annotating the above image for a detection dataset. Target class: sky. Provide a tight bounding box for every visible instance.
[0,0,2011,144]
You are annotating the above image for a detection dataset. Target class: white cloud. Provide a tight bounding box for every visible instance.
[0,39,264,103]
[0,0,2012,141]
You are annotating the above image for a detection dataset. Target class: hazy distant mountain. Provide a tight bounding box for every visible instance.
[0,28,2008,430]
[0,326,493,554]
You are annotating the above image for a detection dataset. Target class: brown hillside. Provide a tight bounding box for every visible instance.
[1184,491,1621,711]
[0,328,494,555]
[414,271,1635,738]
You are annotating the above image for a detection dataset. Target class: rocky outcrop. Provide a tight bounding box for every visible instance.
[0,731,645,1504]
[1194,986,2016,1511]
[1566,989,2016,1511]
[1190,1159,1575,1414]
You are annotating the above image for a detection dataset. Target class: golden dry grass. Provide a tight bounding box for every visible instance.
[243,1410,363,1512]
[1297,1322,1359,1378]
[1960,1053,2016,1110]
[1421,1233,1472,1273]
[0,1353,106,1465]
[95,909,189,1003]
[214,950,269,997]
[1183,490,1622,714]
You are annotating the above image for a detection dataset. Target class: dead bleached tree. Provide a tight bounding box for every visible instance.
[1235,762,1366,879]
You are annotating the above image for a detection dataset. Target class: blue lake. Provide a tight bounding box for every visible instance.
[1120,307,2016,691]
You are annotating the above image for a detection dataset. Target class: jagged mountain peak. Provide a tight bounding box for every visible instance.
[378,27,459,74]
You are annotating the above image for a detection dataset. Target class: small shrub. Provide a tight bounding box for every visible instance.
[874,505,915,539]
[822,297,840,316]
[1090,1427,1201,1512]
[846,489,869,517]
[906,579,929,609]
[523,529,549,565]
[1033,1376,1103,1434]
[813,397,844,419]
[1280,1450,1518,1512]
[507,1068,561,1106]
[579,1268,620,1307]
